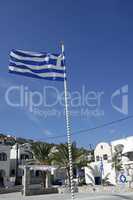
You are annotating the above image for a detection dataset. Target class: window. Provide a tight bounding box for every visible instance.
[96,156,100,161]
[36,170,42,177]
[11,169,15,176]
[0,153,7,161]
[103,154,108,161]
[101,145,103,149]
[30,170,35,177]
[20,154,29,160]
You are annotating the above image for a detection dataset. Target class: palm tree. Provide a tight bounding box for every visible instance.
[112,147,123,184]
[86,164,111,186]
[31,142,53,188]
[52,142,87,186]
[86,164,100,185]
[101,173,111,186]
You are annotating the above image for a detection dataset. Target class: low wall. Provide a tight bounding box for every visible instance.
[23,187,58,196]
[1,185,133,195]
[78,185,133,193]
[0,186,22,194]
[58,185,78,194]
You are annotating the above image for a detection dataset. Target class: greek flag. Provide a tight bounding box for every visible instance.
[9,49,66,81]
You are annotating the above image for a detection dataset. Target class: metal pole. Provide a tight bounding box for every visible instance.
[23,165,29,196]
[61,43,74,200]
[23,166,27,196]
[15,143,19,185]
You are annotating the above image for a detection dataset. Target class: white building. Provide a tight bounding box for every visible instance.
[10,143,33,185]
[0,141,65,187]
[85,136,133,186]
[0,142,33,187]
[0,144,11,187]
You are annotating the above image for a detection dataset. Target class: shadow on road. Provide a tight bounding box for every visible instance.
[112,194,133,200]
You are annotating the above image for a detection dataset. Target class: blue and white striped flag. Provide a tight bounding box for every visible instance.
[9,49,66,81]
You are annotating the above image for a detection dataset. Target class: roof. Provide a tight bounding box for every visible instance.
[20,165,57,172]
[122,141,133,154]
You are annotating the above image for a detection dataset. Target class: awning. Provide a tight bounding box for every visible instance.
[20,165,57,172]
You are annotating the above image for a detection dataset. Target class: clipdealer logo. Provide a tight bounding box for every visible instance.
[4,85,104,115]
[4,84,129,116]
[111,85,128,115]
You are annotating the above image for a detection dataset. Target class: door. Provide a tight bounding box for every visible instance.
[95,176,101,185]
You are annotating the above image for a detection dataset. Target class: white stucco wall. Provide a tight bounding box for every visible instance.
[85,162,116,186]
[95,142,112,162]
[0,144,11,177]
[85,137,133,186]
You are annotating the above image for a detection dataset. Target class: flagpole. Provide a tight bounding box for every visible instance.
[61,43,74,200]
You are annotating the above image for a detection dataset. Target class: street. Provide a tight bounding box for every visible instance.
[0,192,133,200]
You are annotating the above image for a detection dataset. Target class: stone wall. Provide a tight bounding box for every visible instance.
[78,185,133,193]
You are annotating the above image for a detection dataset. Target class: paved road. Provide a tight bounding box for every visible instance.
[0,192,133,200]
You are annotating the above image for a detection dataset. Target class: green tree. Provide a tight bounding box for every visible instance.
[101,173,111,186]
[31,142,53,188]
[112,147,123,183]
[85,164,100,185]
[86,164,111,186]
[52,142,87,186]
